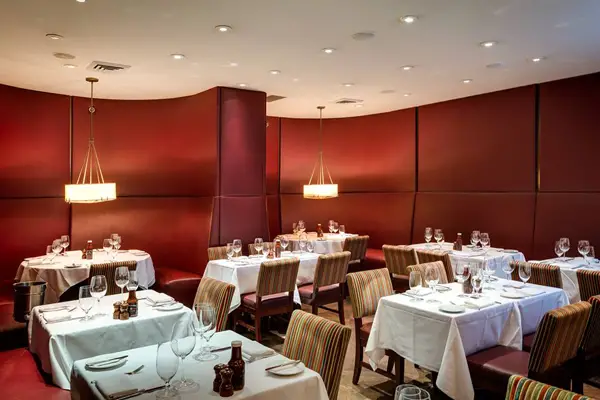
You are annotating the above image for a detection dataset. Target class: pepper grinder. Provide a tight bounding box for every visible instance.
[219,367,234,397]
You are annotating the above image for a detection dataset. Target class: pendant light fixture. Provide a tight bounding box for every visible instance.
[65,77,116,203]
[303,106,338,199]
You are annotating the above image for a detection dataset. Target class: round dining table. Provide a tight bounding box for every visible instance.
[14,250,155,304]
[281,232,357,254]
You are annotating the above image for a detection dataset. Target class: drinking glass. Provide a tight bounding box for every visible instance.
[60,235,70,255]
[471,267,483,298]
[339,225,346,235]
[192,303,217,361]
[424,266,440,304]
[233,239,242,257]
[471,230,481,247]
[110,233,119,246]
[103,239,112,257]
[281,236,289,252]
[328,220,335,233]
[226,243,234,260]
[299,234,307,252]
[115,267,129,294]
[170,319,197,391]
[297,220,306,234]
[90,275,107,316]
[554,241,564,260]
[127,270,138,291]
[43,245,53,264]
[559,237,570,261]
[155,342,179,399]
[424,227,433,246]
[480,233,490,251]
[306,241,315,253]
[502,262,515,287]
[254,238,264,256]
[518,263,532,286]
[262,242,271,255]
[483,262,497,290]
[51,239,62,260]
[395,385,431,400]
[455,264,471,297]
[578,240,590,265]
[113,235,122,251]
[434,229,444,249]
[292,222,298,234]
[408,271,423,301]
[590,246,596,259]
[332,221,339,233]
[78,286,95,321]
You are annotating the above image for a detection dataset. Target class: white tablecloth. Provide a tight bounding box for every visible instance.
[71,330,329,400]
[29,290,192,390]
[15,250,155,304]
[282,233,356,254]
[365,279,568,400]
[203,252,320,311]
[530,257,600,303]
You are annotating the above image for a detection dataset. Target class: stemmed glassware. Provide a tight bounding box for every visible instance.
[51,239,62,260]
[471,267,484,298]
[89,275,107,316]
[115,267,129,295]
[112,235,122,259]
[328,220,335,233]
[424,227,433,247]
[559,237,570,261]
[254,238,264,256]
[60,235,70,255]
[339,225,346,235]
[78,286,95,322]
[483,262,497,290]
[408,271,423,301]
[455,264,471,297]
[480,233,490,252]
[262,242,271,255]
[306,241,315,253]
[502,262,516,288]
[103,239,112,258]
[578,240,590,265]
[127,270,138,292]
[518,263,532,287]
[233,239,242,258]
[281,236,289,252]
[192,303,217,362]
[226,243,234,260]
[471,231,481,248]
[332,221,339,233]
[155,342,179,399]
[395,385,431,400]
[554,241,564,260]
[297,220,306,234]
[434,229,444,249]
[298,233,308,253]
[424,266,440,304]
[170,319,197,391]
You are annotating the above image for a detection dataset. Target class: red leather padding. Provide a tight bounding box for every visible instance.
[412,193,536,257]
[72,89,219,197]
[280,109,416,194]
[365,248,386,270]
[0,199,70,283]
[266,117,280,196]
[267,195,281,240]
[71,197,213,275]
[533,193,600,260]
[217,196,269,246]
[418,86,535,192]
[0,85,70,198]
[153,268,201,308]
[539,72,600,191]
[280,193,415,249]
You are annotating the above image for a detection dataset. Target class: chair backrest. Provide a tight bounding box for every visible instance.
[256,258,300,297]
[89,260,137,296]
[505,375,591,400]
[207,246,228,261]
[347,268,393,319]
[282,310,351,400]
[528,301,592,374]
[406,261,449,287]
[580,295,600,355]
[193,277,235,332]
[248,242,274,256]
[415,249,454,281]
[383,245,418,276]
[577,270,600,303]
[342,235,369,264]
[510,261,563,288]
[314,251,351,290]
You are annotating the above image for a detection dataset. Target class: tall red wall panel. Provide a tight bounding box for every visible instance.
[266,117,280,196]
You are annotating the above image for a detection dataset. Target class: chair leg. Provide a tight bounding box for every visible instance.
[572,378,583,395]
[394,354,405,386]
[255,313,262,342]
[311,303,318,316]
[338,298,345,325]
[353,341,363,385]
[386,357,394,374]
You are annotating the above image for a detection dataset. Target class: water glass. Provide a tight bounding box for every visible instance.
[408,271,423,301]
[51,239,62,259]
[44,245,53,264]
[156,342,179,398]
[554,241,564,259]
[502,262,515,287]
[519,263,532,286]
[339,225,346,235]
[297,220,306,234]
[90,275,107,315]
[127,270,138,291]
[424,227,433,245]
[456,264,471,297]
[262,241,271,255]
[306,241,315,253]
[115,267,129,294]
[192,303,217,362]
[471,267,483,298]
[103,239,112,256]
[226,243,234,260]
[471,230,480,247]
[328,220,335,233]
[395,385,431,400]
[559,237,570,260]
[60,235,70,255]
[578,240,590,264]
[480,232,490,250]
[424,266,440,304]
[434,229,444,249]
[254,238,263,255]
[78,286,95,321]
[299,234,307,252]
[281,236,289,251]
[170,319,197,391]
[233,239,242,257]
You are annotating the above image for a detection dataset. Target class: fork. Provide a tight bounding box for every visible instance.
[124,365,144,375]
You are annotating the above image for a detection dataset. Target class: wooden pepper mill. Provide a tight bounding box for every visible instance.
[219,367,234,397]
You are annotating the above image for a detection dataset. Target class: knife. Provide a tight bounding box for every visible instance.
[87,355,128,367]
[265,360,301,372]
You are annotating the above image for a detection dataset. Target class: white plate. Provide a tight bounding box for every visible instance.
[154,302,183,312]
[86,357,128,371]
[500,291,526,299]
[503,249,519,254]
[267,361,305,376]
[439,304,465,313]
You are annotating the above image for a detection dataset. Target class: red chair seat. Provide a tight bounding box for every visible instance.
[241,292,289,309]
[364,248,386,270]
[153,268,201,307]
[298,283,341,304]
[359,322,373,342]
[467,345,530,393]
[522,333,535,352]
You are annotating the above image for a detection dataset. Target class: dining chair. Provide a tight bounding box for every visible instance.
[207,246,228,261]
[237,258,300,342]
[467,301,592,395]
[88,260,137,295]
[347,268,404,386]
[573,295,600,393]
[382,245,417,292]
[247,242,274,256]
[406,261,449,287]
[577,269,600,304]
[506,375,592,400]
[343,235,369,273]
[510,261,563,288]
[298,251,351,324]
[282,310,351,400]
[415,249,454,282]
[193,277,235,332]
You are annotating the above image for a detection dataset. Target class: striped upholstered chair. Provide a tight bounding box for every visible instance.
[573,295,600,393]
[299,251,351,324]
[383,245,417,292]
[88,260,137,295]
[193,277,235,332]
[467,301,592,395]
[407,261,449,287]
[577,270,600,303]
[282,310,351,400]
[506,375,592,400]
[207,246,228,261]
[347,268,404,386]
[237,258,300,342]
[510,261,563,288]
[343,235,369,273]
[415,249,454,282]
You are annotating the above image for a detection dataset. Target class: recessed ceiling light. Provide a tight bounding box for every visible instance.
[531,57,545,63]
[342,83,354,87]
[400,15,418,24]
[354,104,364,108]
[292,78,299,82]
[53,52,75,60]
[480,41,497,48]
[402,65,414,71]
[404,93,411,97]
[381,89,396,94]
[76,0,85,2]
[215,25,232,33]
[171,54,185,60]
[238,83,247,88]
[352,32,375,41]
[63,64,77,69]
[46,33,63,40]
[462,79,473,84]
[322,48,335,54]
[486,62,504,69]
[269,70,281,75]
[229,62,238,67]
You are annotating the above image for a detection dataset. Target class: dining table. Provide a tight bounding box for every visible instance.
[365,278,568,400]
[281,232,357,254]
[530,256,600,303]
[70,330,329,400]
[29,290,191,390]
[15,249,155,304]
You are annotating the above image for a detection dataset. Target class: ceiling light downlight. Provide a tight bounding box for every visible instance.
[46,33,63,40]
[462,79,473,84]
[303,106,338,200]
[238,83,247,87]
[171,54,185,60]
[480,41,497,48]
[63,64,77,69]
[342,83,354,87]
[321,48,335,54]
[215,25,232,33]
[402,65,414,71]
[400,15,418,24]
[531,57,545,63]
[269,70,281,75]
[53,52,75,60]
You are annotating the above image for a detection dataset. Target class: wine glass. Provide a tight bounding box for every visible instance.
[102,239,112,258]
[424,227,433,246]
[559,237,570,261]
[484,261,497,290]
[502,262,515,287]
[113,235,122,251]
[332,221,339,233]
[395,385,431,400]
[192,303,217,361]
[480,233,490,252]
[554,241,564,260]
[471,230,481,248]
[262,242,271,256]
[281,236,289,252]
[424,266,440,304]
[254,238,264,256]
[339,225,346,235]
[170,319,197,391]
[51,239,62,260]
[328,220,335,233]
[299,233,307,253]
[471,267,483,298]
[292,222,298,235]
[306,241,315,253]
[226,243,234,260]
[232,239,242,257]
[408,271,423,301]
[455,264,471,297]
[43,245,53,264]
[155,342,179,399]
[297,220,306,234]
[110,233,119,246]
[60,235,70,255]
[89,275,107,316]
[115,266,129,295]
[578,240,590,265]
[518,263,531,287]
[434,229,444,249]
[78,286,95,322]
[127,270,138,292]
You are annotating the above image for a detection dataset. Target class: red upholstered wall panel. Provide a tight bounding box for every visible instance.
[72,89,218,197]
[266,117,280,196]
[418,86,535,192]
[533,193,600,259]
[0,85,70,198]
[0,199,69,282]
[71,197,213,275]
[280,193,415,249]
[266,195,281,240]
[539,73,600,192]
[280,109,416,194]
[412,192,536,257]
[219,88,266,197]
[218,196,269,246]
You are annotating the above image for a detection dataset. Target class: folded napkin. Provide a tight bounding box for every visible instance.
[128,250,148,257]
[42,310,72,323]
[146,293,174,305]
[406,287,433,297]
[96,375,163,400]
[242,341,276,362]
[451,250,479,257]
[502,249,519,254]
[249,254,263,259]
[462,298,496,310]
[517,287,545,297]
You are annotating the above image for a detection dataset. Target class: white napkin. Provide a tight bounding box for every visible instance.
[42,310,72,323]
[518,287,545,297]
[129,250,148,256]
[146,293,174,305]
[462,298,496,310]
[406,287,433,297]
[242,341,276,362]
[96,375,163,400]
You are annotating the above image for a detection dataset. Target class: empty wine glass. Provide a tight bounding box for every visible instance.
[43,245,53,264]
[559,237,570,261]
[306,241,315,253]
[192,303,217,361]
[299,233,307,252]
[226,243,234,260]
[484,262,497,290]
[90,275,107,316]
[297,220,306,234]
[480,233,490,252]
[233,239,242,257]
[339,225,346,235]
[519,263,532,287]
[78,286,95,322]
[408,271,423,301]
[332,221,339,233]
[254,238,263,256]
[262,241,271,256]
[115,266,129,295]
[502,262,515,287]
[328,220,335,233]
[281,236,289,252]
[471,267,484,298]
[292,222,298,234]
[170,319,197,391]
[51,239,62,260]
[434,229,444,249]
[455,264,471,297]
[424,227,433,246]
[60,235,70,255]
[102,239,112,257]
[578,240,591,265]
[425,266,440,304]
[395,385,431,400]
[127,270,138,291]
[156,342,179,399]
[554,241,564,260]
[113,235,122,251]
[471,230,481,248]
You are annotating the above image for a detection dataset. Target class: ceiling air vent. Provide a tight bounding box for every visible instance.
[87,61,131,73]
[266,95,286,103]
[334,98,363,104]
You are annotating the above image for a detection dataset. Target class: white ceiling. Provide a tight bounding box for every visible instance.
[1,0,600,118]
